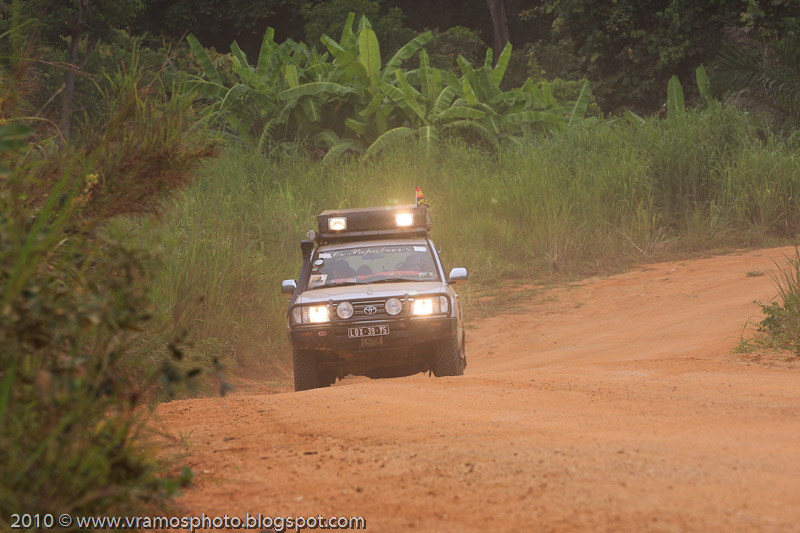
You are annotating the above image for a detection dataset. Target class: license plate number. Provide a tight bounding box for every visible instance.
[348,325,389,338]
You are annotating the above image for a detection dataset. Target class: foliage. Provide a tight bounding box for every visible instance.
[714,31,800,138]
[422,26,487,71]
[187,14,589,160]
[134,0,303,56]
[520,40,583,81]
[538,0,800,112]
[301,0,415,59]
[757,248,800,356]
[546,78,601,118]
[0,41,216,526]
[26,0,144,47]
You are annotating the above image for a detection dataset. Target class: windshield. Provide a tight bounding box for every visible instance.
[306,244,440,289]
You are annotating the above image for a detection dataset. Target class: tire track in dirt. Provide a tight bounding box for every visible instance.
[157,247,800,532]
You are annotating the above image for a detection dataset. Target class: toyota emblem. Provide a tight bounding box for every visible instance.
[364,305,378,315]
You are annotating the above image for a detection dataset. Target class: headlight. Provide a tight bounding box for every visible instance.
[411,296,449,316]
[308,306,329,323]
[292,305,330,324]
[385,297,403,315]
[336,301,354,319]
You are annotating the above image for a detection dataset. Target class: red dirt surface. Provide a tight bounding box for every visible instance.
[156,247,800,532]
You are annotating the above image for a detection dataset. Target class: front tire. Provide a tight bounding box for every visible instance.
[432,334,465,377]
[293,348,330,391]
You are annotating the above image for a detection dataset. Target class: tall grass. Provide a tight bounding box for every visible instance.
[121,104,800,375]
[757,248,800,355]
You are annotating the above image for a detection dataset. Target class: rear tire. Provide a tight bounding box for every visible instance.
[432,334,465,377]
[293,348,329,391]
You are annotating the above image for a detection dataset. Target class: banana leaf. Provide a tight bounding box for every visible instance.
[284,64,299,89]
[322,140,362,165]
[433,86,459,114]
[358,91,385,118]
[187,34,223,85]
[278,82,353,100]
[625,110,646,125]
[301,98,321,123]
[667,75,685,117]
[418,49,431,101]
[443,119,498,146]
[491,43,512,88]
[321,35,368,82]
[382,31,433,82]
[436,106,486,120]
[504,110,566,125]
[395,70,426,123]
[696,65,710,101]
[567,80,591,126]
[230,41,250,70]
[256,27,276,77]
[365,126,415,158]
[381,81,422,124]
[339,12,356,48]
[358,28,381,91]
[345,118,367,135]
[462,79,479,106]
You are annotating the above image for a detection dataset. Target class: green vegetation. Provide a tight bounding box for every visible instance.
[755,248,800,356]
[131,102,800,371]
[526,0,799,112]
[187,14,591,160]
[0,41,215,527]
[715,31,800,138]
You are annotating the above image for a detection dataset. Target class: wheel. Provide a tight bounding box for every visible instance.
[432,334,465,377]
[293,348,330,391]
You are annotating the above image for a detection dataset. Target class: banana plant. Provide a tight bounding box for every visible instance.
[186,13,591,160]
[317,14,433,159]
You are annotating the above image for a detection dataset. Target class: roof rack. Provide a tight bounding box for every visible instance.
[315,205,432,243]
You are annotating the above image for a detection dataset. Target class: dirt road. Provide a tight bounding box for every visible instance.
[157,247,800,532]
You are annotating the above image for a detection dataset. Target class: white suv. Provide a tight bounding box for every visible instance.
[281,205,467,391]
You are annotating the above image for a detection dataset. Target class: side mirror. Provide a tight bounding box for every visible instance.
[448,267,468,282]
[281,279,297,294]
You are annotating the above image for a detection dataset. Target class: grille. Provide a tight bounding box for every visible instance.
[351,298,391,319]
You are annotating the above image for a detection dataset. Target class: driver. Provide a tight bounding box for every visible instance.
[398,253,433,272]
[330,259,357,280]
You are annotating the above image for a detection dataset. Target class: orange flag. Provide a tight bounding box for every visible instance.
[416,186,425,207]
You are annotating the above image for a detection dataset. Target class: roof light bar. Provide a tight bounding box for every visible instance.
[395,213,414,227]
[328,217,347,231]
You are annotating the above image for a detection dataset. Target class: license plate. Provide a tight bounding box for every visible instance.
[348,325,389,338]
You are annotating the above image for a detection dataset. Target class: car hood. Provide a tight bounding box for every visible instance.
[296,281,448,305]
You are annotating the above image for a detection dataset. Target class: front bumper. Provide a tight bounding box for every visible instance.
[289,316,456,359]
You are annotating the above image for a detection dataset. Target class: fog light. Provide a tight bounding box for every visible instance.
[336,301,354,319]
[385,297,403,315]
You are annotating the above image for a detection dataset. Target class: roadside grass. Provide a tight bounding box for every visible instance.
[116,104,800,380]
[1,59,212,525]
[748,248,800,356]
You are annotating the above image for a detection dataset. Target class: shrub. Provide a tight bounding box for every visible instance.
[757,248,800,355]
[422,26,486,70]
[0,43,216,526]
